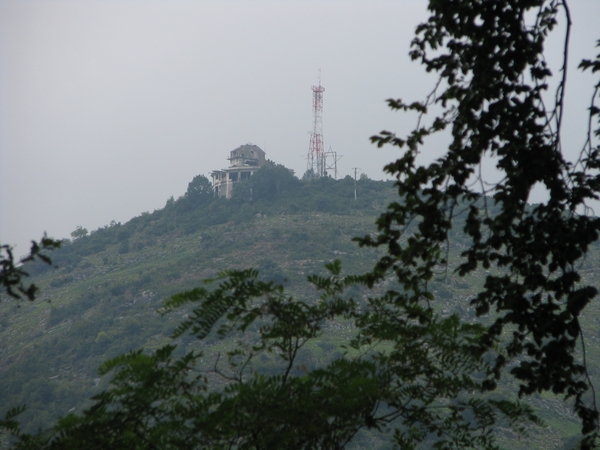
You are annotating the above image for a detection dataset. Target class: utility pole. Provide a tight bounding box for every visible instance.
[352,167,360,200]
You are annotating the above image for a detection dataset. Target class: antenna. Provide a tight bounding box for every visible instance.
[324,146,342,179]
[306,71,325,178]
[352,167,361,199]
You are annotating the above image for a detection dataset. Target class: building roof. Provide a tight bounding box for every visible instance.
[228,144,265,167]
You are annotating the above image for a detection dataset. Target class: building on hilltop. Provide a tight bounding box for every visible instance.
[211,143,267,198]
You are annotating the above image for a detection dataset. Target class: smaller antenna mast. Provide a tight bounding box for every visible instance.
[324,146,342,179]
[352,167,361,200]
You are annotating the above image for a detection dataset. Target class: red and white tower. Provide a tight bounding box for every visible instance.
[307,75,325,178]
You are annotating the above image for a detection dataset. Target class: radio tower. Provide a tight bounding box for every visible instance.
[307,73,325,178]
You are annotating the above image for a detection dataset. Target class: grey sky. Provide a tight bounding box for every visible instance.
[1,0,599,255]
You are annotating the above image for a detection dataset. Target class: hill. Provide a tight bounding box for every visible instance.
[2,169,600,448]
[0,172,395,432]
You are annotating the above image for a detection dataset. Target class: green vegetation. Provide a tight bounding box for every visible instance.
[2,0,600,448]
[0,175,393,437]
[24,173,394,280]
[1,174,599,448]
[0,236,60,302]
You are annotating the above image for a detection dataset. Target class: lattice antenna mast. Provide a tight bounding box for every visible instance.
[307,72,325,178]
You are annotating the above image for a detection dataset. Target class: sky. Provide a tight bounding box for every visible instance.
[1,0,599,256]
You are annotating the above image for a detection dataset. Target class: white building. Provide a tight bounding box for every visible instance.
[211,144,267,198]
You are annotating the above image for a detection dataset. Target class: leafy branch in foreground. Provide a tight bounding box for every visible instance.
[0,236,60,302]
[362,0,600,447]
[3,264,538,449]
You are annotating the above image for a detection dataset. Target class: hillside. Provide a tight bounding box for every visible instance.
[0,173,394,432]
[2,170,600,448]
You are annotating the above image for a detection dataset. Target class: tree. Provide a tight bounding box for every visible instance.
[168,174,214,216]
[0,236,60,302]
[362,0,600,446]
[232,164,300,203]
[70,226,88,241]
[3,0,600,448]
[2,265,538,449]
[185,174,213,201]
[302,168,317,181]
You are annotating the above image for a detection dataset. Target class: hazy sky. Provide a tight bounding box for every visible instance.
[1,0,599,255]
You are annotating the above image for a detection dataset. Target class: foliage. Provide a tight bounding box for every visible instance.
[3,266,538,449]
[186,174,213,199]
[3,0,600,448]
[302,168,316,181]
[232,163,300,202]
[362,0,600,447]
[70,226,88,241]
[23,174,394,275]
[182,174,214,210]
[0,236,60,301]
[0,209,388,437]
